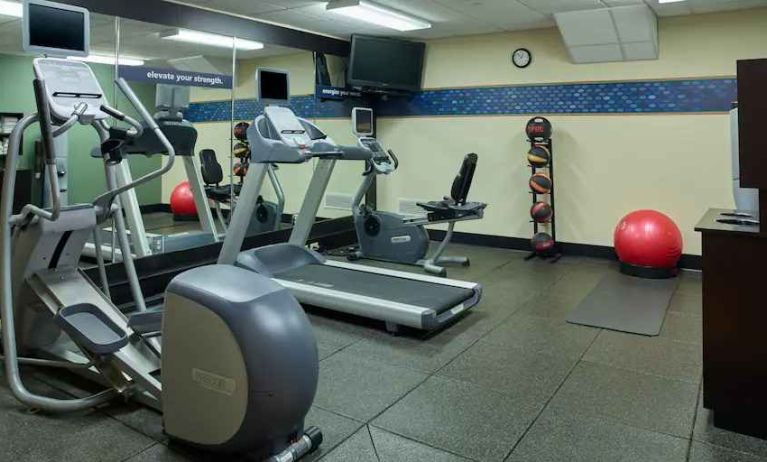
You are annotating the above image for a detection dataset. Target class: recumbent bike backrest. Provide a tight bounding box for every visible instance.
[199,149,223,186]
[450,153,478,205]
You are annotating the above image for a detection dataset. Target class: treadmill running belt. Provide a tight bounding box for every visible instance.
[277,264,474,314]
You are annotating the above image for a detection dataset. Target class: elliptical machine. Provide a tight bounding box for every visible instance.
[1,3,321,460]
[349,107,487,276]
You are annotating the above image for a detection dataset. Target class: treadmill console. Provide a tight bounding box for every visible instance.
[358,136,395,174]
[265,106,312,147]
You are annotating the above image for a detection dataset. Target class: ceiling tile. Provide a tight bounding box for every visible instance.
[167,0,767,42]
[611,5,657,43]
[601,0,645,5]
[643,0,694,16]
[691,0,767,14]
[555,9,619,46]
[518,0,604,14]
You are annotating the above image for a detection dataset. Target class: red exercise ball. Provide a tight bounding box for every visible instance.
[614,210,683,277]
[170,180,197,218]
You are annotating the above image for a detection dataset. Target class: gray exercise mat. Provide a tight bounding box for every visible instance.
[567,272,679,336]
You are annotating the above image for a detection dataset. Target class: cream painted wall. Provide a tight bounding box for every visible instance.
[375,8,767,256]
[422,8,767,88]
[378,114,731,255]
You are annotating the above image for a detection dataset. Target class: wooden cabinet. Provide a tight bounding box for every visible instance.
[697,208,767,438]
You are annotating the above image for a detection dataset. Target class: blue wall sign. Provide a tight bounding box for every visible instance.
[119,66,233,89]
[315,85,363,101]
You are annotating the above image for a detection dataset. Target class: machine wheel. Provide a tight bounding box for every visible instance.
[364,216,381,236]
[256,204,268,223]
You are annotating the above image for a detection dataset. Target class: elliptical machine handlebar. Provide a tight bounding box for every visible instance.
[98,103,144,139]
[387,149,399,170]
[91,78,176,217]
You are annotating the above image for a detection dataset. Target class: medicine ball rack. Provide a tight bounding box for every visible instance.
[525,122,562,263]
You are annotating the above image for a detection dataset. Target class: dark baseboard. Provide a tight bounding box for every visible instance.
[139,203,171,214]
[137,204,298,225]
[427,229,702,271]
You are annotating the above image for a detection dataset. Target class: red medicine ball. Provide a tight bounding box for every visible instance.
[531,232,555,254]
[614,210,683,278]
[530,201,553,223]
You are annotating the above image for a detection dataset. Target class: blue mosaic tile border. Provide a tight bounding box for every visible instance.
[186,95,355,123]
[186,78,736,123]
[377,78,736,117]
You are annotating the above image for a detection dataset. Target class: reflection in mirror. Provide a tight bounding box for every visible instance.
[86,17,239,261]
[0,2,116,220]
[233,51,363,231]
[234,50,315,229]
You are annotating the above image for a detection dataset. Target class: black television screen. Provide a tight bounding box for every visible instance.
[348,35,425,92]
[28,3,86,53]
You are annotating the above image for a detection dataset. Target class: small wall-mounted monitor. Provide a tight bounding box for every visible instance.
[156,84,190,112]
[352,107,374,137]
[256,68,289,106]
[23,0,90,57]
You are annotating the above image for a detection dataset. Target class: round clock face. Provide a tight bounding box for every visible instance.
[512,48,532,68]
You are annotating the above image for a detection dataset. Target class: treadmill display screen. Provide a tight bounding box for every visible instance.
[28,3,86,53]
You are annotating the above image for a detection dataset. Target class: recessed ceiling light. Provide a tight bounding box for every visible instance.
[161,29,264,51]
[326,0,431,32]
[0,0,22,18]
[68,54,145,67]
[658,0,686,4]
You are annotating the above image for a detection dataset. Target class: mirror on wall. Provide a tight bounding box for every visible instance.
[103,17,238,260]
[234,50,367,228]
[234,49,316,228]
[0,0,357,263]
[110,18,350,261]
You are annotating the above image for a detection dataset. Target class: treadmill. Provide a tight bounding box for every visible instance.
[217,69,482,333]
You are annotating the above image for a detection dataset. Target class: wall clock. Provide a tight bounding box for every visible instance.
[512,48,532,68]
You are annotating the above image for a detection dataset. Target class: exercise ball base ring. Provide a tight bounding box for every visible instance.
[619,262,678,280]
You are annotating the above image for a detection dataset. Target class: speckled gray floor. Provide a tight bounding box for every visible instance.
[3,243,763,461]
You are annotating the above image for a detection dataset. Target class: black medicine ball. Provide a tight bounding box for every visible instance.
[526,117,552,141]
[233,122,250,141]
[529,173,552,194]
[527,145,550,168]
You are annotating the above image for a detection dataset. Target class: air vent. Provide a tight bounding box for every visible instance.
[324,192,355,210]
[398,198,428,217]
[555,5,658,64]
